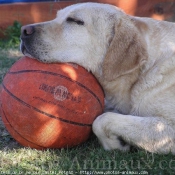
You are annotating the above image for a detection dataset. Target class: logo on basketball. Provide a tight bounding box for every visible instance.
[54,86,68,101]
[39,83,81,103]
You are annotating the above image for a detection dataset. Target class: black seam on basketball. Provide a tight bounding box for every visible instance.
[8,70,103,110]
[1,104,46,149]
[2,83,92,127]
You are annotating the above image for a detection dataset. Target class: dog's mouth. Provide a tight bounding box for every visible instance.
[20,41,47,63]
[20,41,34,58]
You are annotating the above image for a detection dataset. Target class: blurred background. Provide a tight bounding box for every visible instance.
[0,0,175,32]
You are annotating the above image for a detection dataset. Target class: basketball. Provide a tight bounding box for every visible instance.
[0,56,104,149]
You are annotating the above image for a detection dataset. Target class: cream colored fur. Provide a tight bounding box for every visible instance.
[20,2,175,154]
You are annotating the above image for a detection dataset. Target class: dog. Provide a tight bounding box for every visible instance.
[20,2,175,154]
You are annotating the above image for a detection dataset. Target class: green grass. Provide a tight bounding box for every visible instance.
[0,21,22,49]
[1,48,175,175]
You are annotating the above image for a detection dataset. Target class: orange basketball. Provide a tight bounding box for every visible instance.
[0,56,104,149]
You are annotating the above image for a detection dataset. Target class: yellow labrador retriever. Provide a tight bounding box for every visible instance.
[20,2,175,154]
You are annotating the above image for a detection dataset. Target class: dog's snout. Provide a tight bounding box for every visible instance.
[21,25,35,37]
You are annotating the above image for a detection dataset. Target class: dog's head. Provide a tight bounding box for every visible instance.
[20,2,147,80]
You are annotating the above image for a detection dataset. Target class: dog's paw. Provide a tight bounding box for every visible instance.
[100,135,131,151]
[92,113,130,151]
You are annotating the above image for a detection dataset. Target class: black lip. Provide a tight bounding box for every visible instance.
[21,42,31,56]
[20,42,26,55]
[20,42,40,60]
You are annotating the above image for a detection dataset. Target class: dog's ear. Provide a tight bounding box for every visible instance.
[102,16,148,81]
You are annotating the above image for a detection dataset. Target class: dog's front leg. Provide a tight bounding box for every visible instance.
[92,112,175,154]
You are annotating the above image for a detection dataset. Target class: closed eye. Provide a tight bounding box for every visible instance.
[66,17,84,25]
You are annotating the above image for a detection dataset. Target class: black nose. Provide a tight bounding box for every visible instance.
[21,25,35,38]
